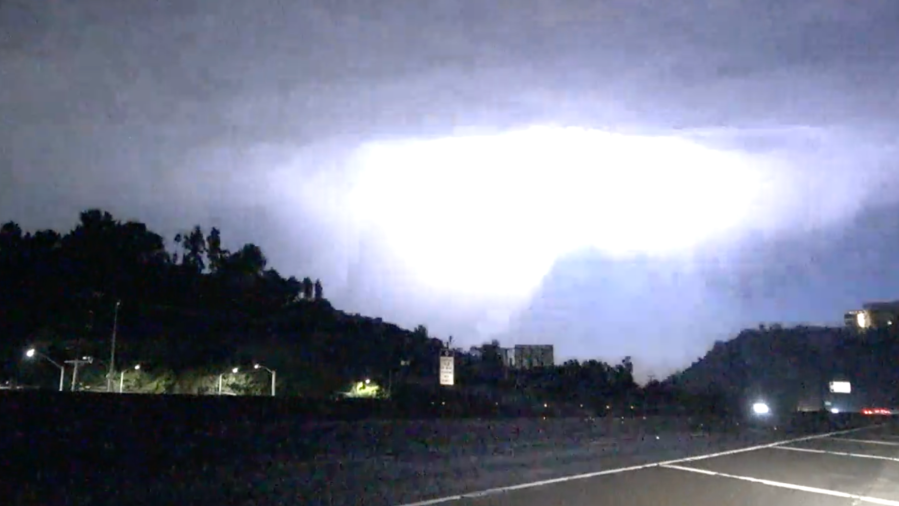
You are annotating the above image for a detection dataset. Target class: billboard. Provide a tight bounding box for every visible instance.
[439,356,454,386]
[829,381,851,394]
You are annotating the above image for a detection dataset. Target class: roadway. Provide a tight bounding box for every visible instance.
[13,407,891,505]
[400,421,899,506]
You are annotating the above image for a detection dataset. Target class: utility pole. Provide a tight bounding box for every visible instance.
[66,356,93,392]
[107,300,121,393]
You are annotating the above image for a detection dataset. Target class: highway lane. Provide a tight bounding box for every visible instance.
[98,418,801,506]
[120,418,874,506]
[121,420,777,506]
[17,412,878,505]
[9,413,769,505]
[401,421,899,506]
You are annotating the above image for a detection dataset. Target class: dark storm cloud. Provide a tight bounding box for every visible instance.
[2,0,898,380]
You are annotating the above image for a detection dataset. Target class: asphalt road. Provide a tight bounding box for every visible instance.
[108,417,768,506]
[114,416,875,506]
[400,421,899,506]
[5,400,885,506]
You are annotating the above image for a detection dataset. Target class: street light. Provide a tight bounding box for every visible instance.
[25,348,66,392]
[119,364,141,393]
[254,363,276,397]
[218,367,239,395]
[752,401,771,416]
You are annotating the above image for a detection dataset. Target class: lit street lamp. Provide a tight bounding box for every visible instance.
[218,367,239,395]
[254,363,276,397]
[25,348,66,392]
[119,364,141,393]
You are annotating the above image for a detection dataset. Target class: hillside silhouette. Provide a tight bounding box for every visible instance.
[669,324,899,412]
[8,209,889,416]
[0,210,449,396]
[1,209,640,406]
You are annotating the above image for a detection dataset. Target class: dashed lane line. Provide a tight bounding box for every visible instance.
[772,445,899,463]
[831,438,899,447]
[660,463,899,506]
[397,424,882,506]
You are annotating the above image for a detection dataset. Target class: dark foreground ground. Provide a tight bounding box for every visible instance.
[1,392,883,506]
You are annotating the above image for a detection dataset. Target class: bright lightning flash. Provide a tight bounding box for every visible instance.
[349,126,765,301]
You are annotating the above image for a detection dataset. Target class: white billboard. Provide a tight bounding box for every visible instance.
[829,381,851,394]
[439,356,454,386]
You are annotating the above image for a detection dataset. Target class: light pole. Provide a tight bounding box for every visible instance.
[119,364,140,393]
[254,363,276,397]
[65,356,93,392]
[25,348,66,392]
[107,300,121,393]
[218,367,239,395]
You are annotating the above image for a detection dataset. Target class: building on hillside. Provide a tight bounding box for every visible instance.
[469,345,553,369]
[499,347,515,368]
[513,345,554,369]
[845,300,899,331]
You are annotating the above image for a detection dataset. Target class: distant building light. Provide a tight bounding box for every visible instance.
[829,381,851,394]
[857,312,870,328]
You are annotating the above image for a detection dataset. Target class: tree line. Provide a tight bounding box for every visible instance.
[1,209,733,415]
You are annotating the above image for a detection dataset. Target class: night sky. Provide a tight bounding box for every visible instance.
[2,1,898,381]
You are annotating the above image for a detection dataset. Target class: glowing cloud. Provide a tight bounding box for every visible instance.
[349,126,767,301]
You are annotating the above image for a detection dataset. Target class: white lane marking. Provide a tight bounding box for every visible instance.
[832,438,899,447]
[660,463,899,506]
[772,445,899,463]
[396,424,881,506]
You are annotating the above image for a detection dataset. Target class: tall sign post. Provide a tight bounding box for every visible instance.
[439,336,454,387]
[439,355,454,386]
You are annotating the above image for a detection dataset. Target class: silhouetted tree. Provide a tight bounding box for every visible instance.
[314,279,323,300]
[0,221,23,251]
[302,277,314,300]
[285,276,302,302]
[79,209,116,231]
[478,339,505,384]
[205,227,227,273]
[229,243,267,275]
[175,225,206,273]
